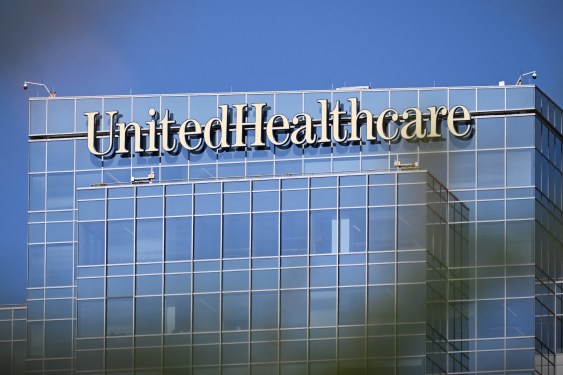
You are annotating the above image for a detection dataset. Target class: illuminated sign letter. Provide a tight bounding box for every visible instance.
[160,109,177,152]
[447,105,471,137]
[179,119,203,151]
[376,109,400,141]
[232,103,267,148]
[203,105,230,149]
[427,106,447,138]
[266,114,290,146]
[290,113,316,146]
[400,108,425,140]
[348,98,372,142]
[116,121,144,154]
[86,111,116,156]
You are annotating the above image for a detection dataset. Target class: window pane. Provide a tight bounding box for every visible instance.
[108,220,134,264]
[47,173,74,210]
[223,214,249,258]
[46,244,73,286]
[194,216,220,260]
[281,211,307,255]
[194,294,219,332]
[339,287,365,325]
[251,291,278,329]
[136,297,162,335]
[45,320,72,357]
[136,219,163,262]
[280,290,306,328]
[79,222,105,265]
[223,293,249,331]
[252,213,279,257]
[165,295,190,334]
[165,217,191,261]
[310,210,337,254]
[340,208,366,253]
[107,298,133,336]
[310,288,336,327]
[77,300,104,338]
[368,207,395,251]
[477,151,505,188]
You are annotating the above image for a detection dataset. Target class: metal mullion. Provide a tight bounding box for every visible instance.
[394,172,398,375]
[131,185,137,369]
[190,188,195,371]
[248,183,253,372]
[161,184,165,369]
[219,181,224,372]
[103,187,108,371]
[335,176,341,368]
[277,178,282,375]
[364,174,369,369]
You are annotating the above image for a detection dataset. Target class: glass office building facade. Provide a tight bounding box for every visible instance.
[5,84,562,374]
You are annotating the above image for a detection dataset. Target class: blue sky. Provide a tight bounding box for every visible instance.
[0,0,562,303]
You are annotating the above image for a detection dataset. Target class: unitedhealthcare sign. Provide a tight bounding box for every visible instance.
[85,98,472,156]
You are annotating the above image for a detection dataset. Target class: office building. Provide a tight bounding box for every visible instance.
[3,84,562,374]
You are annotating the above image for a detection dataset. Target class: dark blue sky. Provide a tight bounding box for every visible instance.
[1,0,562,303]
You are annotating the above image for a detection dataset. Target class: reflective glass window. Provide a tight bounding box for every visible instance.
[45,320,72,357]
[340,208,366,253]
[310,288,336,327]
[166,195,192,216]
[77,300,104,338]
[45,244,73,286]
[368,207,395,251]
[107,298,133,336]
[47,140,74,171]
[281,211,307,255]
[194,216,220,260]
[136,297,162,335]
[507,149,533,187]
[195,194,221,214]
[107,220,134,264]
[30,100,46,134]
[47,99,74,133]
[193,294,220,332]
[477,88,504,111]
[282,190,307,210]
[477,150,505,188]
[165,217,191,261]
[223,214,250,258]
[506,116,534,147]
[477,300,504,338]
[78,222,105,265]
[252,191,279,211]
[449,151,476,189]
[477,118,505,149]
[252,213,279,257]
[339,287,365,325]
[28,245,44,287]
[136,219,163,262]
[310,210,337,254]
[137,197,163,218]
[46,173,74,209]
[29,174,45,211]
[165,295,190,334]
[107,277,133,298]
[280,290,306,328]
[223,293,249,331]
[251,291,277,329]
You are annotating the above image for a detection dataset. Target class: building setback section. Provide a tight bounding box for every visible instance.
[12,85,563,374]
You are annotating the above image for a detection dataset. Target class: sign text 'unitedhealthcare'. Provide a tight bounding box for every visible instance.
[85,99,472,156]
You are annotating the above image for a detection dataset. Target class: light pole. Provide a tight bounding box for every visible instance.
[23,81,56,97]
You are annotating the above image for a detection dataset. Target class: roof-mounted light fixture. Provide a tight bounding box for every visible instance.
[516,71,537,85]
[23,81,56,97]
